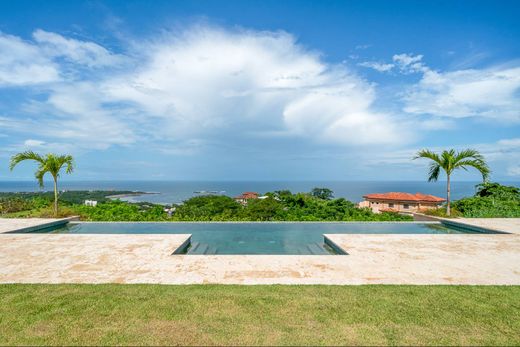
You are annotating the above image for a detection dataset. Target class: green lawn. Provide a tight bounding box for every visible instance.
[1,285,519,346]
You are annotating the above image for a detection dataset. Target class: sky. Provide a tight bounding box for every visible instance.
[0,0,519,182]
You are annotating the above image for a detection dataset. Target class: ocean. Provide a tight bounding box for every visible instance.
[1,180,518,205]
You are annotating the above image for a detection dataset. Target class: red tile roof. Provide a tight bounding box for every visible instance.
[363,192,445,203]
[235,192,259,199]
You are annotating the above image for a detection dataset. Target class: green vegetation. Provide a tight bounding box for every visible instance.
[0,284,519,346]
[0,188,411,221]
[9,151,74,216]
[414,148,490,216]
[423,182,520,218]
[0,191,149,218]
[310,187,334,200]
[453,182,520,217]
[0,190,143,205]
[170,190,410,221]
[75,200,169,221]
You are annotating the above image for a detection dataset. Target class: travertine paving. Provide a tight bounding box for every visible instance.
[0,217,71,233]
[1,231,519,285]
[453,218,520,235]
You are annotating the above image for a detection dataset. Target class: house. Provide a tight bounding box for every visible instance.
[358,192,445,214]
[234,192,259,205]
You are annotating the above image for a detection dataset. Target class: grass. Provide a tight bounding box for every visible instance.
[1,285,519,346]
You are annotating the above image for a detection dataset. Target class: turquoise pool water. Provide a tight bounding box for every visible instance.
[41,222,491,255]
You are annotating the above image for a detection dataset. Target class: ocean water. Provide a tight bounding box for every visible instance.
[1,180,518,204]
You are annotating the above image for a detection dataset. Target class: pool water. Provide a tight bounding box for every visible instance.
[42,222,489,255]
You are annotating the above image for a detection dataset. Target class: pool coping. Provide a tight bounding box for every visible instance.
[1,232,519,284]
[1,217,77,234]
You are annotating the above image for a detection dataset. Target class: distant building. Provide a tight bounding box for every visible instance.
[164,207,176,217]
[234,192,259,205]
[358,192,445,214]
[84,200,98,207]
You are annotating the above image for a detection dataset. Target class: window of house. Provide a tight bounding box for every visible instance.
[403,204,409,209]
[389,203,394,208]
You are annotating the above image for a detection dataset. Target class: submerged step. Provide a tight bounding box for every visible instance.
[306,243,329,255]
[189,242,201,253]
[191,243,209,254]
[204,246,218,255]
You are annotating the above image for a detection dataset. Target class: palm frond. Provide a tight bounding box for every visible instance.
[427,162,441,182]
[455,159,491,181]
[453,148,484,164]
[413,149,442,163]
[34,168,46,189]
[9,151,45,171]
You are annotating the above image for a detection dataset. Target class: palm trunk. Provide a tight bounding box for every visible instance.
[446,174,451,216]
[53,176,58,217]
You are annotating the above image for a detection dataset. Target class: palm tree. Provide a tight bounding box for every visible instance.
[10,151,74,217]
[413,149,490,216]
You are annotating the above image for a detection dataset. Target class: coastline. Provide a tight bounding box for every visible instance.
[106,191,160,200]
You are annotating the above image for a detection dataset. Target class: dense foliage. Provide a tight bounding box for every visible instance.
[0,190,143,205]
[171,190,410,221]
[452,182,520,217]
[0,189,411,221]
[75,201,169,221]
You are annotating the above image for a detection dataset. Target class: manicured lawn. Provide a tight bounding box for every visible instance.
[1,285,519,346]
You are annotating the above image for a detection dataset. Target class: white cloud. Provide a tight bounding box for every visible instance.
[102,26,410,146]
[508,166,520,176]
[0,32,60,86]
[42,83,137,148]
[497,138,520,147]
[418,118,455,130]
[392,53,429,74]
[403,66,520,121]
[0,26,414,153]
[24,139,46,147]
[33,29,123,67]
[358,61,394,72]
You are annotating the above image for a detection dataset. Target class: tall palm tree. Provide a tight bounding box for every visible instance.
[10,151,74,217]
[413,149,490,216]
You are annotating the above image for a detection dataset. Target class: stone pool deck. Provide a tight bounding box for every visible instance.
[0,217,72,234]
[0,218,519,285]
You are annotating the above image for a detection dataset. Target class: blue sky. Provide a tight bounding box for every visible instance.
[0,0,519,181]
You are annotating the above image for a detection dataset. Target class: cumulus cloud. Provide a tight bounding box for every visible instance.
[33,29,124,67]
[0,32,60,85]
[403,66,520,121]
[374,52,520,122]
[0,26,417,155]
[392,53,429,74]
[358,61,394,72]
[102,26,409,146]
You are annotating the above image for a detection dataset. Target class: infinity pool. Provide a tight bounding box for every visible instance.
[41,222,491,255]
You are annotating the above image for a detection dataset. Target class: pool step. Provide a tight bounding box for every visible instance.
[204,246,218,255]
[188,242,219,255]
[189,242,201,253]
[305,243,329,255]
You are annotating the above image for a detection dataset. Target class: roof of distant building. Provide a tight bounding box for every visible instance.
[235,192,259,200]
[363,192,445,203]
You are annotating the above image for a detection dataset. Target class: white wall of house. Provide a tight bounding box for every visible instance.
[359,200,441,213]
